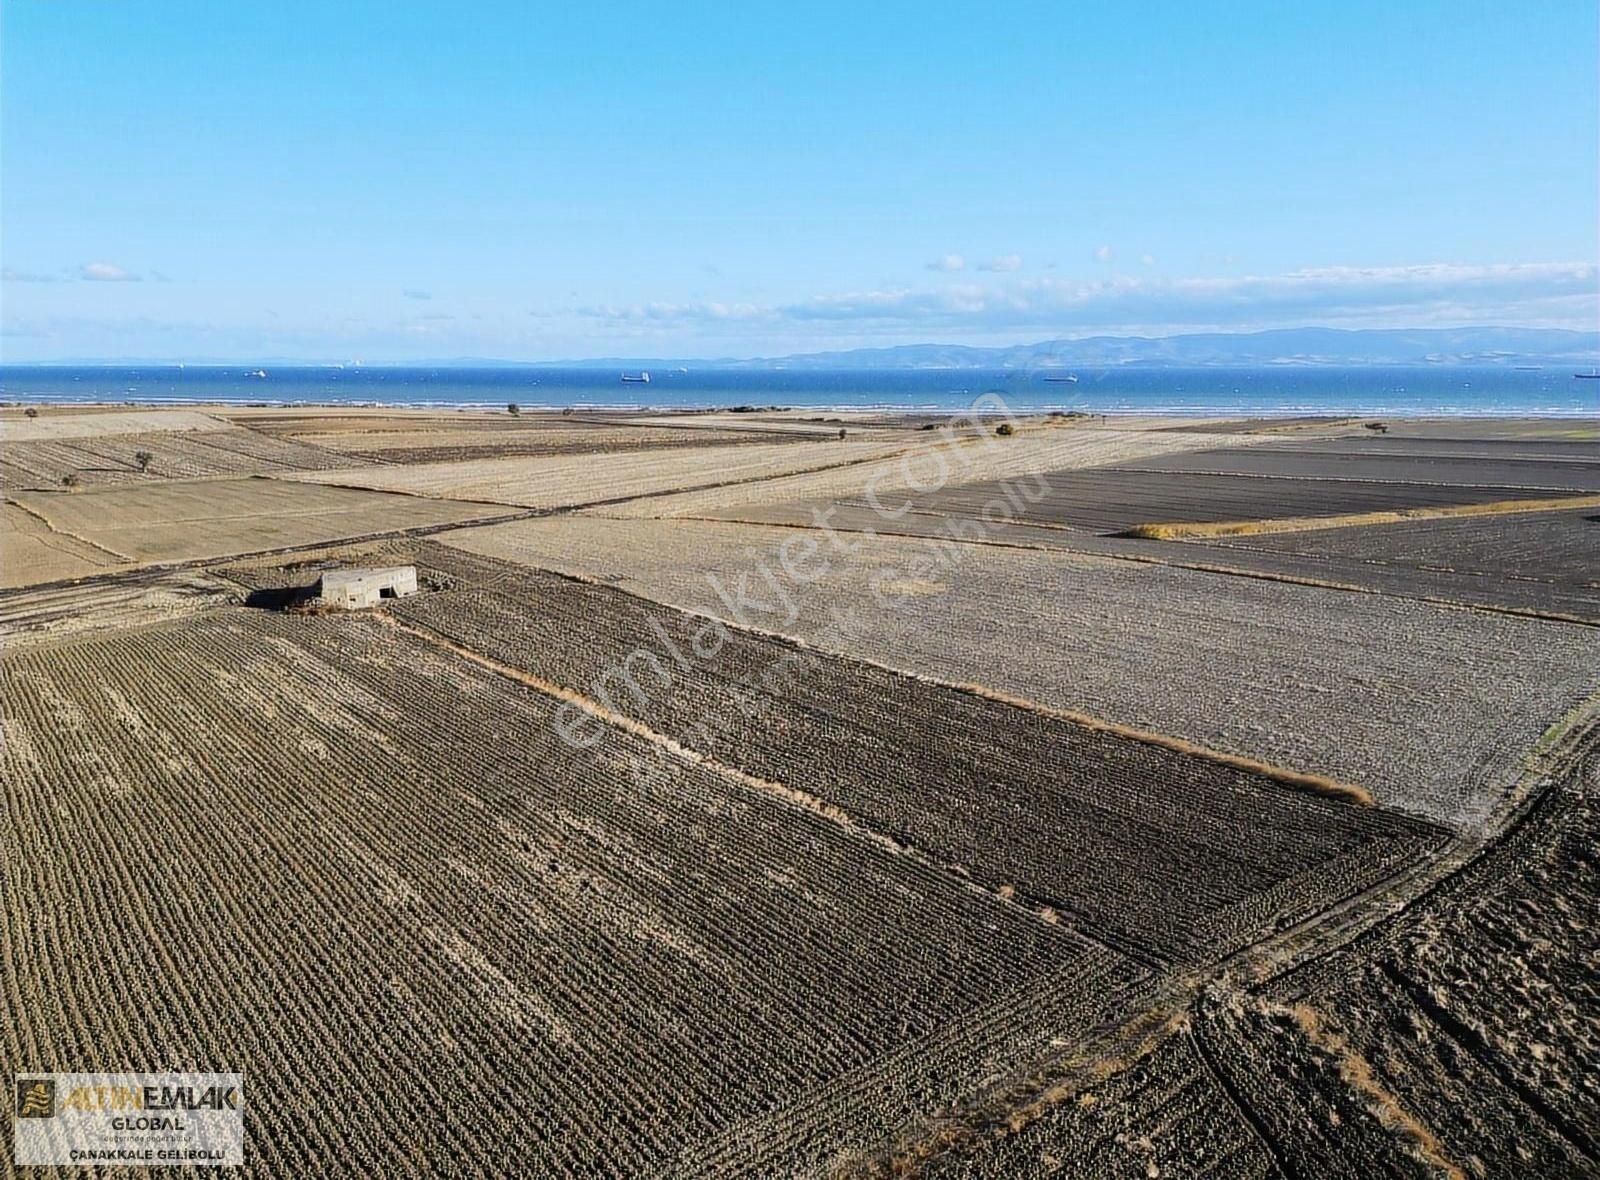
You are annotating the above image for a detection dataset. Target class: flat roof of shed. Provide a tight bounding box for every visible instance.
[318,566,416,588]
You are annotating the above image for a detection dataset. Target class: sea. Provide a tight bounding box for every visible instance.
[1,365,1597,417]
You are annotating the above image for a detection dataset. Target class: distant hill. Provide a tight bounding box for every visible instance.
[495,326,1599,370]
[702,327,1600,370]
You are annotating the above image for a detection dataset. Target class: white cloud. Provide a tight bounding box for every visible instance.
[579,299,768,323]
[977,254,1023,273]
[80,262,140,282]
[1093,245,1115,263]
[580,262,1599,338]
[926,253,966,272]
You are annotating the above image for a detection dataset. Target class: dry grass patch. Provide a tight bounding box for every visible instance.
[0,500,126,587]
[1280,1002,1466,1180]
[8,478,510,566]
[2,408,230,441]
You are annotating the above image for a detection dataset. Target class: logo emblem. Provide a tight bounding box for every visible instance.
[16,1080,53,1119]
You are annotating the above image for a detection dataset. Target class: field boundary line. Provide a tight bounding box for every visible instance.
[1108,552,1600,628]
[839,992,1192,1180]
[4,494,132,562]
[0,507,535,597]
[944,681,1374,805]
[680,953,1156,1178]
[1278,1000,1468,1180]
[1186,1021,1303,1180]
[553,444,917,513]
[1249,694,1600,991]
[451,556,1389,809]
[1120,493,1600,540]
[280,443,918,514]
[658,511,1600,628]
[257,471,557,510]
[371,610,1091,943]
[1110,463,1598,494]
[589,426,1178,520]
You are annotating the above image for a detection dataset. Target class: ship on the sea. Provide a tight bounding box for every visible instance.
[621,371,651,384]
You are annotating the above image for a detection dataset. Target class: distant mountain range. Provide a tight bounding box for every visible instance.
[540,327,1600,371]
[489,326,1600,367]
[14,326,1600,370]
[723,326,1600,367]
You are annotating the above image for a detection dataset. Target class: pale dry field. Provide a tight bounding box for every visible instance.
[282,439,906,508]
[7,478,508,570]
[596,426,1264,518]
[0,501,124,587]
[286,424,776,455]
[613,412,903,436]
[2,408,231,441]
[286,422,812,460]
[436,513,1600,827]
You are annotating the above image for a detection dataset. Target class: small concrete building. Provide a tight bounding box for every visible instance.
[315,566,418,609]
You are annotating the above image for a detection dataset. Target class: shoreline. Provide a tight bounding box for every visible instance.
[3,398,1598,420]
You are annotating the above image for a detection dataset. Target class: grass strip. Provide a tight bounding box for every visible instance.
[1121,494,1600,541]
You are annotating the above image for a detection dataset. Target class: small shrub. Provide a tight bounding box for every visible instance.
[61,473,80,488]
[837,428,847,440]
[24,407,38,419]
[507,403,521,416]
[134,450,154,472]
[995,422,1015,437]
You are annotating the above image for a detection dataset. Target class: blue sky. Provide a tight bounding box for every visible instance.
[3,1,1596,361]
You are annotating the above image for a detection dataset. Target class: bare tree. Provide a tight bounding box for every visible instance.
[135,451,155,472]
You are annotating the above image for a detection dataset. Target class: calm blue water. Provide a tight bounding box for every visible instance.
[2,365,1597,416]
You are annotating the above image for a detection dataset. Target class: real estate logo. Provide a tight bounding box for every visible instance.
[16,1079,54,1119]
[13,1073,244,1168]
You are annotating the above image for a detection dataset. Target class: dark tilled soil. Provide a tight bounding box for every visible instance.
[374,542,1447,969]
[1196,746,1600,1178]
[913,741,1599,1179]
[1206,508,1600,587]
[918,1032,1280,1179]
[842,469,1569,535]
[1116,445,1600,492]
[2,608,1136,1178]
